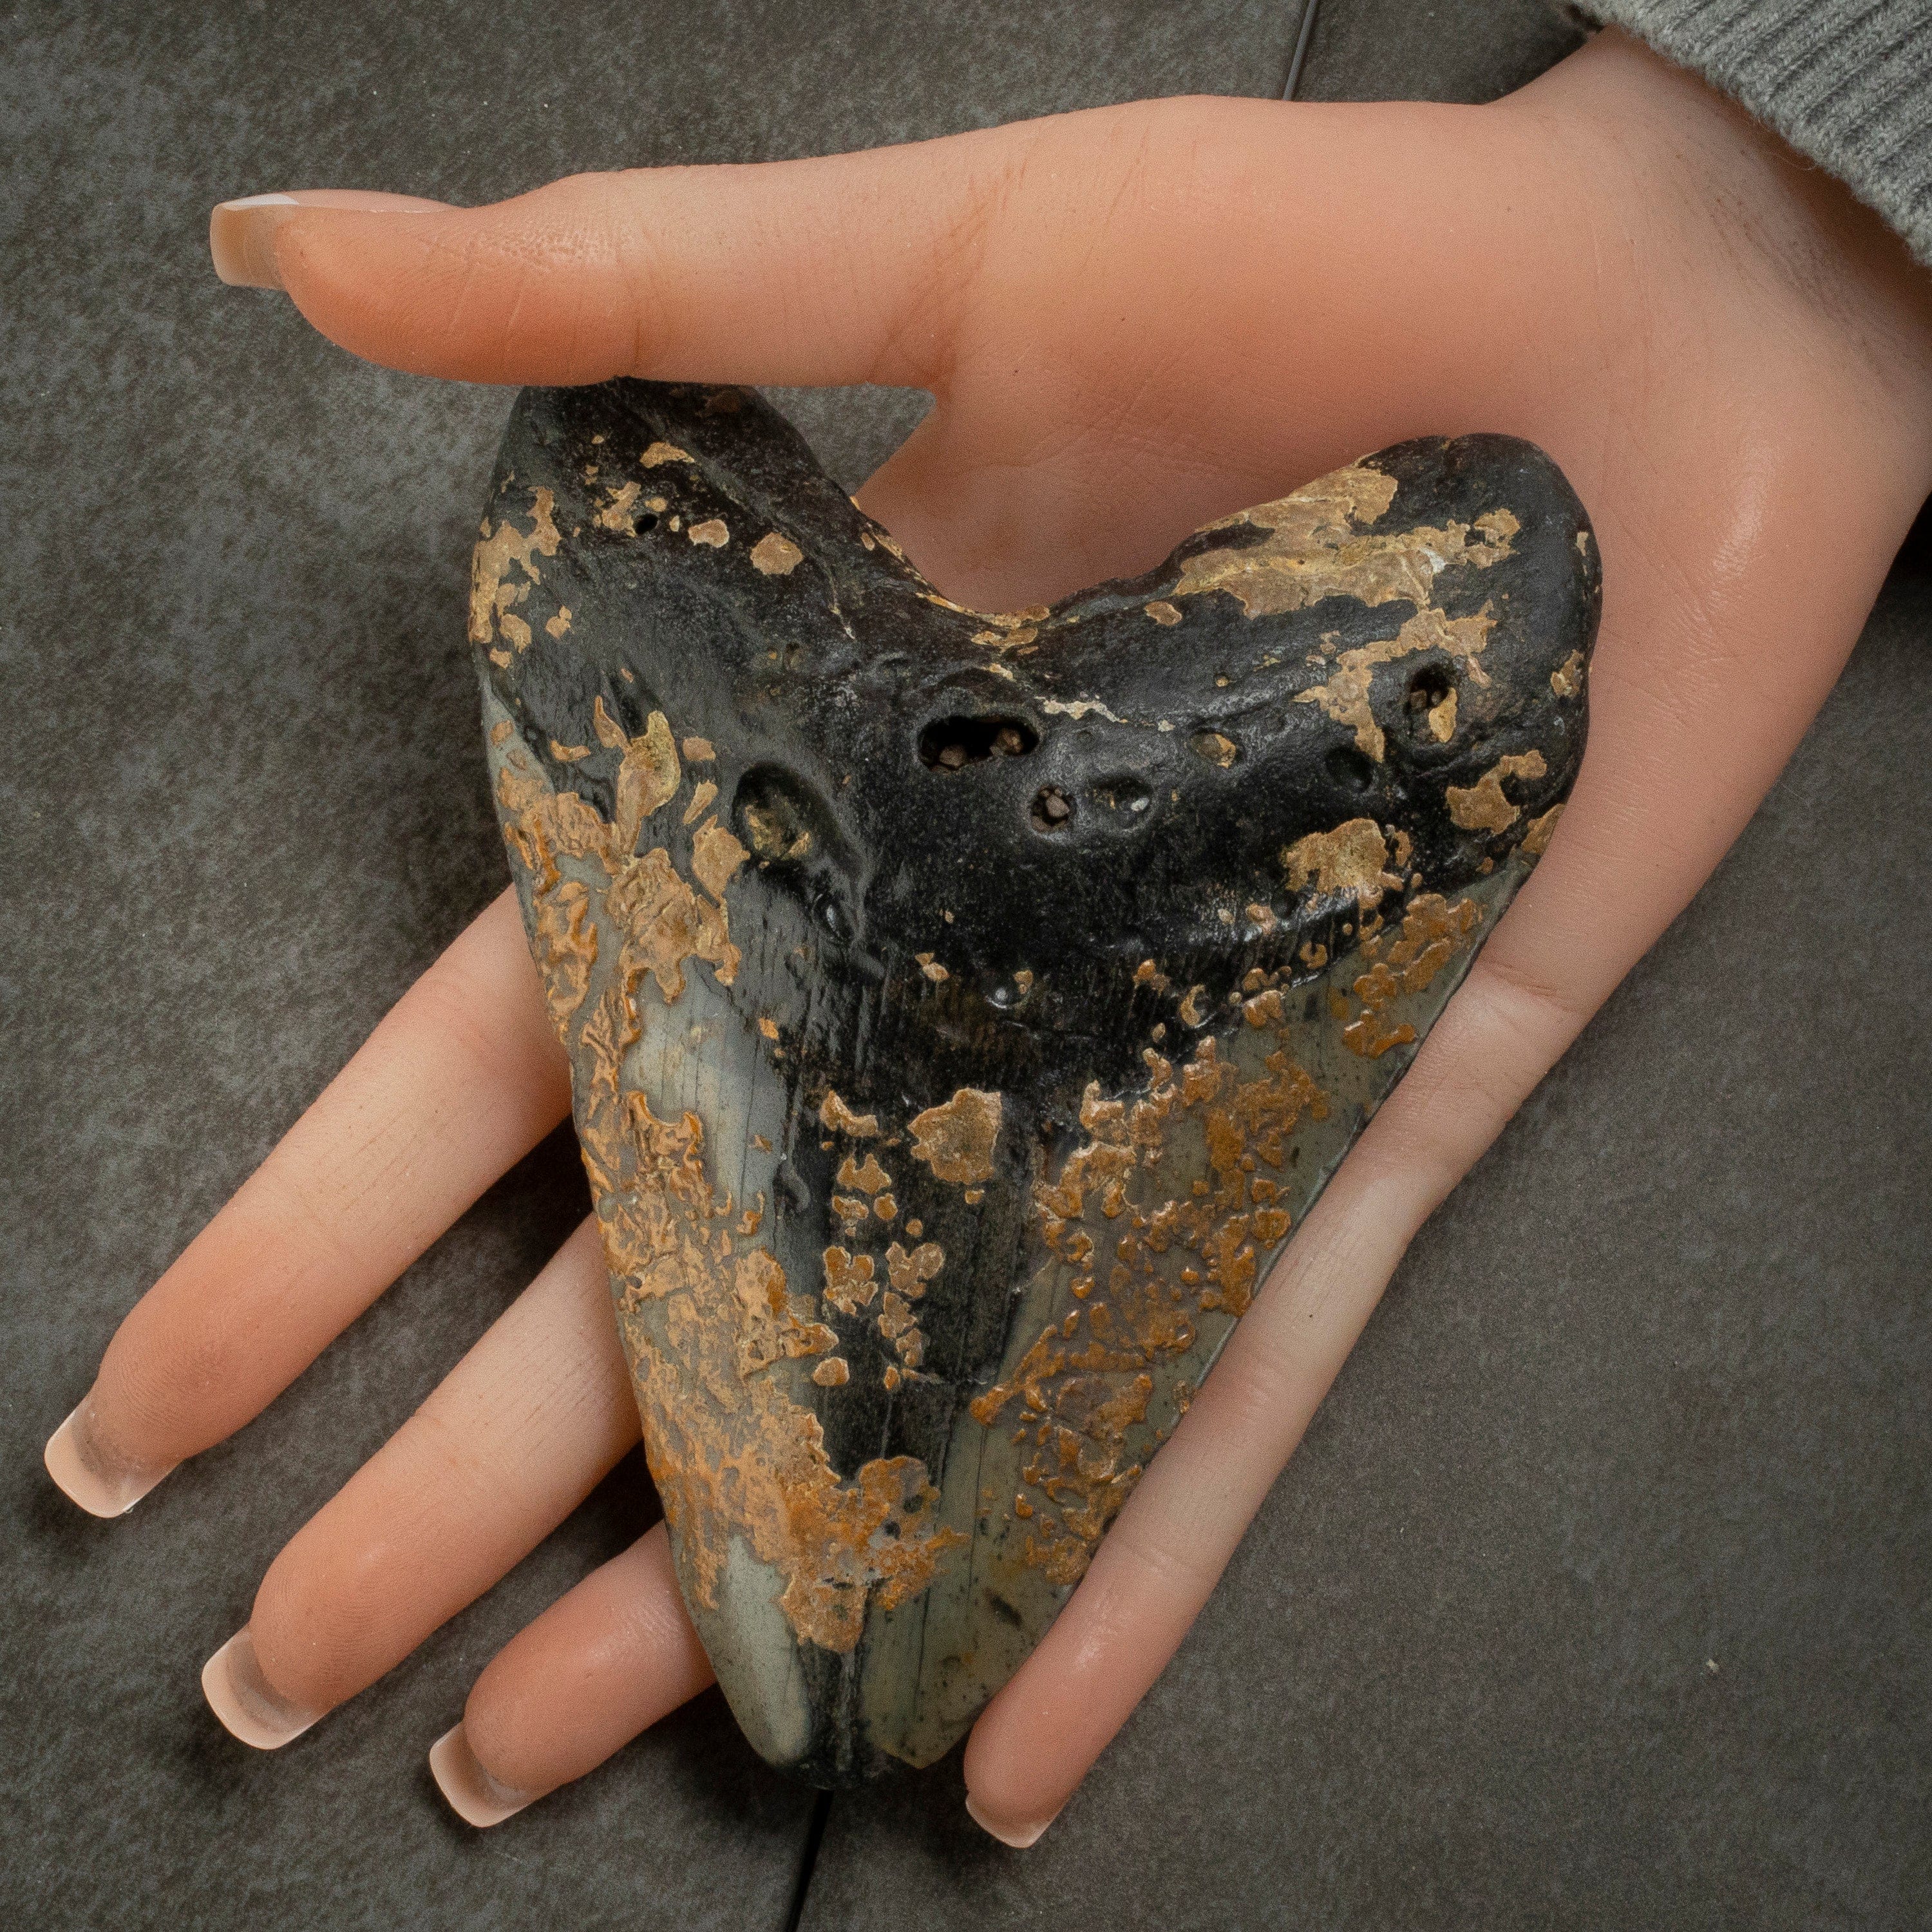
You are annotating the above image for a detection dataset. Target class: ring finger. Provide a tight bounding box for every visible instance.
[202,1218,643,1746]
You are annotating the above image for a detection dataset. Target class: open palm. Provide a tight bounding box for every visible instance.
[49,29,1932,1842]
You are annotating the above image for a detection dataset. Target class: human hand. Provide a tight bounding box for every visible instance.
[50,28,1932,1841]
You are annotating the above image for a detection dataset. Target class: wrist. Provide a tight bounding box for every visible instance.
[1513,28,1932,508]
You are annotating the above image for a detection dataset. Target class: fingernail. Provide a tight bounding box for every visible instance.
[43,1392,173,1517]
[965,1792,1060,1849]
[429,1723,540,1828]
[201,1627,325,1749]
[209,189,449,291]
[209,194,301,289]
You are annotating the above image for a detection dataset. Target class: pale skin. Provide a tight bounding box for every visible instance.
[45,30,1932,1845]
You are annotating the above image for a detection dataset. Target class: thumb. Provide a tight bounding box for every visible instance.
[206,129,1030,390]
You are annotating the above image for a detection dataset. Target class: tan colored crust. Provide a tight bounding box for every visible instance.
[495,709,965,1655]
[470,489,560,650]
[908,1089,1003,1184]
[750,532,804,575]
[1446,750,1548,832]
[1282,817,1405,911]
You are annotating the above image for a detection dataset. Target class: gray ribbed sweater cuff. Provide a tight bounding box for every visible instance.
[1581,1,1932,269]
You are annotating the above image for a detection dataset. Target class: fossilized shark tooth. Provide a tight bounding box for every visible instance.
[470,379,1596,1785]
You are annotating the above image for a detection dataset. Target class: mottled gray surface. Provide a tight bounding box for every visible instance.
[2,0,1926,1928]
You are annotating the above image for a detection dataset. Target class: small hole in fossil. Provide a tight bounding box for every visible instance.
[1405,664,1451,714]
[1089,775,1151,817]
[1030,786,1074,831]
[1405,663,1457,743]
[734,763,840,868]
[918,715,1039,772]
[1325,744,1377,793]
[1189,729,1239,768]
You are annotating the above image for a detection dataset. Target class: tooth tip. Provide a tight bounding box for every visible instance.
[428,1723,536,1828]
[202,1629,321,1750]
[43,1401,166,1517]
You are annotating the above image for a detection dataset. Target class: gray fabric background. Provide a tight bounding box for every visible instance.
[3,3,1927,1927]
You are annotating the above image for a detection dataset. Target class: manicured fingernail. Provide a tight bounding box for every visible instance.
[209,189,449,290]
[965,1792,1060,1849]
[209,194,301,289]
[429,1723,540,1828]
[43,1392,173,1517]
[201,1627,325,1749]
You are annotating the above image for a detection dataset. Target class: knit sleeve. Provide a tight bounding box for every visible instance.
[1578,1,1932,268]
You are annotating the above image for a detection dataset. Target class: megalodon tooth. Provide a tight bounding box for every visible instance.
[469,379,1596,1786]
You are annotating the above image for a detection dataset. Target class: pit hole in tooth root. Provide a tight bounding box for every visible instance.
[1030,786,1074,833]
[1325,744,1378,793]
[733,762,860,940]
[734,764,842,869]
[1088,775,1151,818]
[1404,663,1452,730]
[918,715,1039,772]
